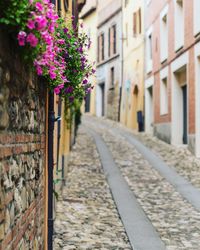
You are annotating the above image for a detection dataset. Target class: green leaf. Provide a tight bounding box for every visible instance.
[53,189,59,201]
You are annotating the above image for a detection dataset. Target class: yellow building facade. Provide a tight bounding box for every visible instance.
[120,0,144,131]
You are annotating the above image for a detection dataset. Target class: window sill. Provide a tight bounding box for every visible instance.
[160,58,167,64]
[97,54,120,67]
[160,112,168,116]
[175,45,183,54]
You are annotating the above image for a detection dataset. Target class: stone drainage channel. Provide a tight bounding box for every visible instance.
[54,115,200,250]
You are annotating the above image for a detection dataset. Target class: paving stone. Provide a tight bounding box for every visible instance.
[84,115,200,250]
[53,129,132,250]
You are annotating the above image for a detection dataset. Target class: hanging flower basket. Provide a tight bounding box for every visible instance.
[0,0,95,106]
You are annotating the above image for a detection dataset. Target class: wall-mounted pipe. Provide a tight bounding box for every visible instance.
[47,92,54,250]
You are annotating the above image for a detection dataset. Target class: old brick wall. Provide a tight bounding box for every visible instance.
[0,29,47,249]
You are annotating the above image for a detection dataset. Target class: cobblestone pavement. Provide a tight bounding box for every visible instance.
[84,115,200,250]
[53,128,132,250]
[97,117,200,190]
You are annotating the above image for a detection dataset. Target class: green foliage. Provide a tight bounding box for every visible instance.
[56,19,94,107]
[53,189,59,201]
[0,0,29,29]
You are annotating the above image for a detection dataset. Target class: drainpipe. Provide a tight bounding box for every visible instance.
[58,0,61,16]
[48,92,54,250]
[118,0,124,122]
[143,1,147,131]
[73,0,78,26]
[48,1,55,249]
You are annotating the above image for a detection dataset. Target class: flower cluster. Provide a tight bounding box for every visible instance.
[17,0,68,90]
[0,0,95,106]
[54,19,95,104]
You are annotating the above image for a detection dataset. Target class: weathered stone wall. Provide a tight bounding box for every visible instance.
[0,29,46,249]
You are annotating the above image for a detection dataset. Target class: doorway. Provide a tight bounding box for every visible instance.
[172,65,188,145]
[182,85,187,144]
[85,92,91,113]
[145,85,153,133]
[96,83,105,117]
[100,83,105,116]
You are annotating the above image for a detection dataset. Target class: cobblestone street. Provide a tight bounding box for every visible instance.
[54,115,200,250]
[53,125,131,250]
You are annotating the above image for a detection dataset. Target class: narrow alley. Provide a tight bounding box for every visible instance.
[2,1,200,249]
[54,115,200,250]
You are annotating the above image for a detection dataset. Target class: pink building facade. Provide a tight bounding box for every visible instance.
[145,0,200,157]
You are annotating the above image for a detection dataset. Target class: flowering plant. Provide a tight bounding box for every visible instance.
[0,0,94,106]
[55,19,95,105]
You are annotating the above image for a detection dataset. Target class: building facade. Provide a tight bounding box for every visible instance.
[120,0,145,131]
[80,0,98,116]
[96,0,122,121]
[145,0,200,157]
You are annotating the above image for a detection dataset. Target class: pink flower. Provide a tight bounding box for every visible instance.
[36,66,43,75]
[46,10,58,20]
[48,23,55,33]
[26,33,38,47]
[41,31,52,45]
[54,87,60,95]
[58,83,64,89]
[17,31,27,46]
[35,2,44,12]
[54,83,65,95]
[49,71,56,79]
[57,39,65,45]
[35,16,48,30]
[27,19,35,29]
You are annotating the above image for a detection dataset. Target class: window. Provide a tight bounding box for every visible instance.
[149,34,152,60]
[108,28,111,57]
[194,0,200,36]
[146,27,153,73]
[97,34,105,62]
[113,25,116,54]
[160,77,168,115]
[160,6,168,62]
[101,33,104,61]
[110,67,115,87]
[98,33,104,62]
[146,0,151,6]
[174,0,184,51]
[126,23,128,46]
[133,8,142,36]
[125,0,129,7]
[97,36,100,62]
[108,25,117,57]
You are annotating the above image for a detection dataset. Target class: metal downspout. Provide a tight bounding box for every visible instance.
[118,0,124,122]
[48,1,55,249]
[47,92,54,250]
